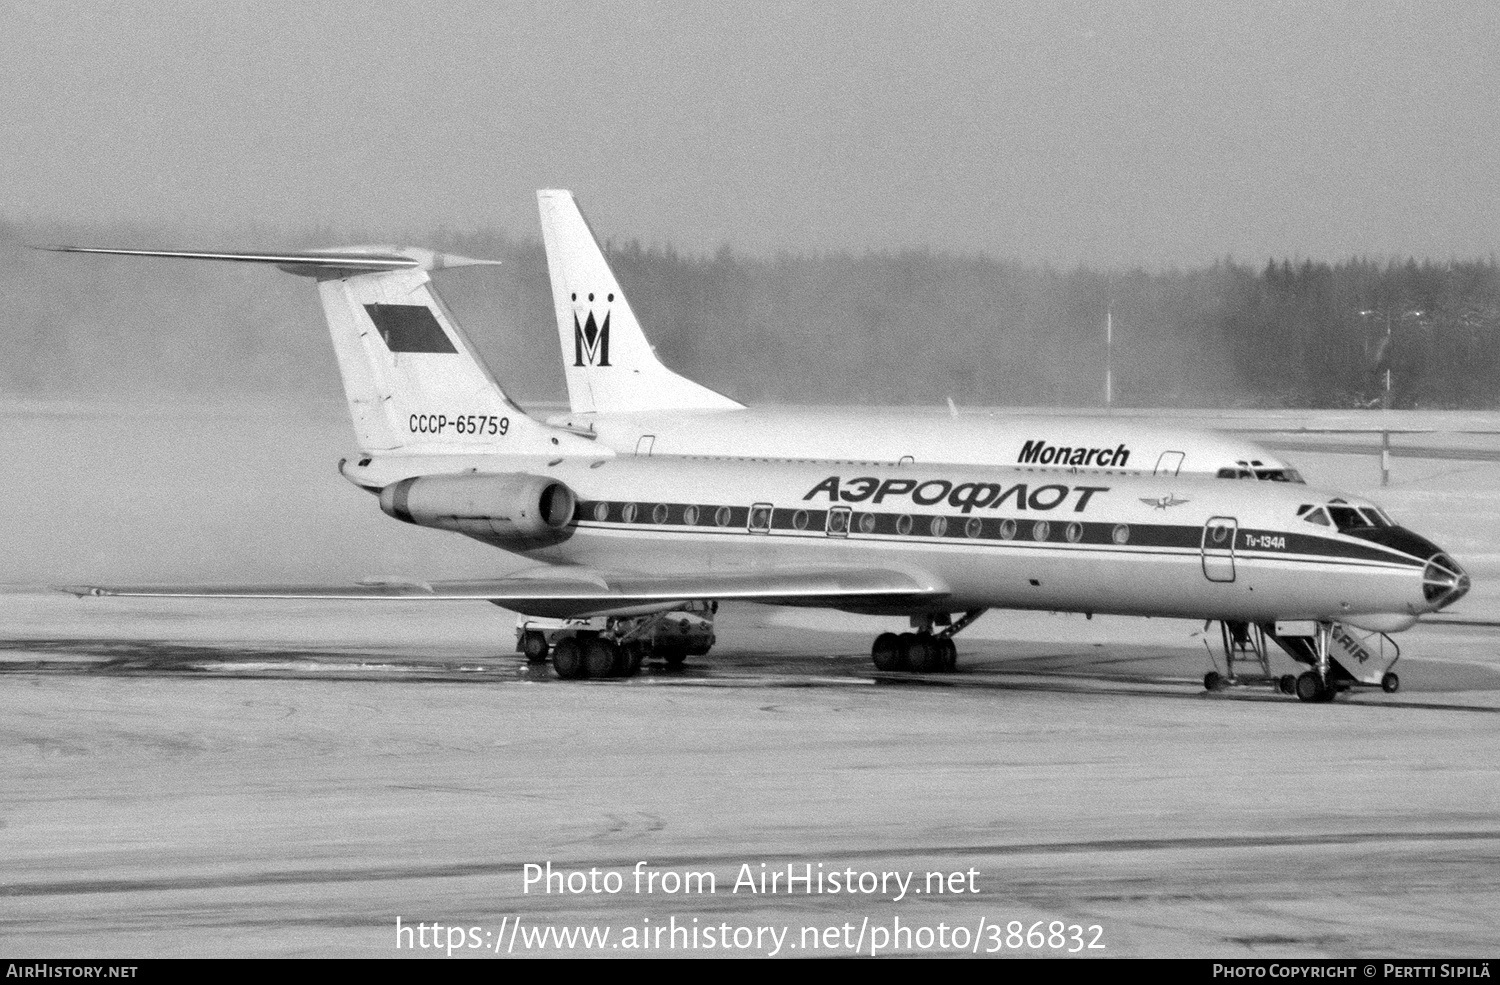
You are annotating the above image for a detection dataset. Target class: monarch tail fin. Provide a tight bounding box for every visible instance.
[536,190,743,415]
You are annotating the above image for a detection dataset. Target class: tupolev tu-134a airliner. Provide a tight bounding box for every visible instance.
[44,242,1469,702]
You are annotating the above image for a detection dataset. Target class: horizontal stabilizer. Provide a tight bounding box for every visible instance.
[36,241,602,457]
[37,245,500,279]
[61,565,948,619]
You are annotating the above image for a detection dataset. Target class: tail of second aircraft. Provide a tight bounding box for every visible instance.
[537,189,744,416]
[42,245,601,459]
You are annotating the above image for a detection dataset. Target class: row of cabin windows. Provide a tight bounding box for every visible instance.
[597,500,1132,545]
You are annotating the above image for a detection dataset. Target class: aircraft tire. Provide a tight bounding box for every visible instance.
[1382,672,1400,694]
[1204,671,1223,691]
[661,647,688,668]
[905,634,937,673]
[584,638,619,679]
[618,641,646,677]
[939,637,957,672]
[522,631,549,663]
[552,638,584,680]
[1279,674,1297,695]
[1295,671,1330,704]
[871,633,904,671]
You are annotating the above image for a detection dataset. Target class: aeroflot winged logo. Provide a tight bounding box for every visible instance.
[572,293,612,367]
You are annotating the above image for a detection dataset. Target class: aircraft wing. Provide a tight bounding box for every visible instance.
[60,566,949,618]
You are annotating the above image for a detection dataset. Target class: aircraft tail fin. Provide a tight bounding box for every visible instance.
[536,190,744,415]
[41,245,601,457]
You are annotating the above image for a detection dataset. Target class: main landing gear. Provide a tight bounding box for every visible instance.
[551,635,645,681]
[871,609,987,674]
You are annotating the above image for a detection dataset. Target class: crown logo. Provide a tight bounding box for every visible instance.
[573,310,611,367]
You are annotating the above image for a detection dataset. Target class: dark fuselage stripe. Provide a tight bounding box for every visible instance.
[572,499,1423,569]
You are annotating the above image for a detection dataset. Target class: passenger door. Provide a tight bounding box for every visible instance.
[1201,517,1237,583]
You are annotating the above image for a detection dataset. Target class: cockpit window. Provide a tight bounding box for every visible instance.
[1301,506,1332,527]
[1306,501,1396,532]
[1327,505,1371,532]
[1220,465,1306,483]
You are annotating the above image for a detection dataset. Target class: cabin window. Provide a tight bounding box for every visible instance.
[682,505,699,525]
[965,517,983,538]
[859,513,877,534]
[999,518,1017,540]
[1302,506,1331,527]
[622,503,639,523]
[593,502,610,522]
[715,506,732,527]
[929,516,948,537]
[896,514,913,536]
[792,509,809,531]
[1032,520,1050,541]
[1113,524,1130,545]
[1065,521,1083,543]
[652,503,669,524]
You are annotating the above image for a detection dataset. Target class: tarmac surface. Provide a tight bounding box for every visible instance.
[1,593,1498,959]
[3,404,1499,958]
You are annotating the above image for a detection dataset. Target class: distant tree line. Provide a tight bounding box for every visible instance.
[2,218,1497,408]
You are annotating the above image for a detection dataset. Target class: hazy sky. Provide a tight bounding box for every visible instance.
[2,1,1496,265]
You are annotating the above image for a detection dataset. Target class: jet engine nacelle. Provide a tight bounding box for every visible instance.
[379,472,577,544]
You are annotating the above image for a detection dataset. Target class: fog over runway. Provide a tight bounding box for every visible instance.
[2,404,1498,957]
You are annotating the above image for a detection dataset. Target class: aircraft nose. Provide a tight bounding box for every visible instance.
[1422,551,1470,611]
[1348,525,1470,612]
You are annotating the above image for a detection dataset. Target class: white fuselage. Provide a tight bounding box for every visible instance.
[382,452,1443,630]
[542,406,1300,481]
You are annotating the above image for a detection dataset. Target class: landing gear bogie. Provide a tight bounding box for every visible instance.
[869,611,982,675]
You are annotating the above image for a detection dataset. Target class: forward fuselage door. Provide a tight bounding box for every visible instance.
[1155,451,1185,476]
[1201,516,1238,583]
